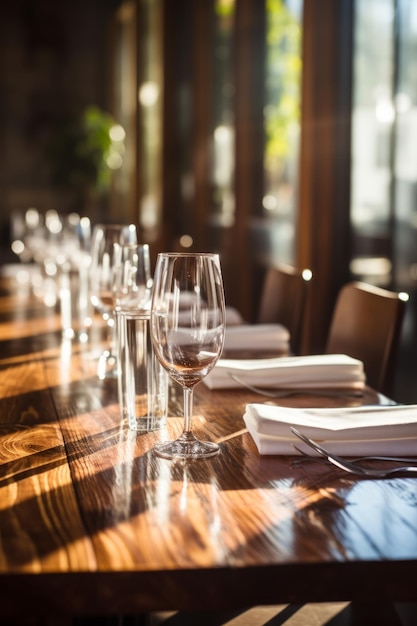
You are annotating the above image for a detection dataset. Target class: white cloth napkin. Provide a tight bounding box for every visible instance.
[223,323,290,353]
[204,353,365,390]
[243,403,417,456]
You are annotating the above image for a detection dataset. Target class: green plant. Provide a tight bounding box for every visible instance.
[47,105,124,196]
[265,0,302,170]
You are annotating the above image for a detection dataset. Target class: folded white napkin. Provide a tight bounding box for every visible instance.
[244,403,417,456]
[204,353,365,390]
[223,323,289,353]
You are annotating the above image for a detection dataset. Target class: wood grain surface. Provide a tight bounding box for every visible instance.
[0,278,416,619]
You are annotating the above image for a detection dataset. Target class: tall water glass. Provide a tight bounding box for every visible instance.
[59,215,92,341]
[114,243,167,431]
[113,243,152,312]
[150,253,225,459]
[120,309,168,432]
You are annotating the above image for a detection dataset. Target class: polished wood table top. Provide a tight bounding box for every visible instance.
[0,278,416,620]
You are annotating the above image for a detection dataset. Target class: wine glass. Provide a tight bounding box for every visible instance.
[89,224,137,378]
[150,252,226,459]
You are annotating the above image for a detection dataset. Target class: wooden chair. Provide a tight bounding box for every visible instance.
[325,281,408,397]
[256,263,313,355]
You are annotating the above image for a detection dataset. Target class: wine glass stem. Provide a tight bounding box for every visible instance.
[183,386,194,434]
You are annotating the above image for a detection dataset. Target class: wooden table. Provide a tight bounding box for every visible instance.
[0,277,417,622]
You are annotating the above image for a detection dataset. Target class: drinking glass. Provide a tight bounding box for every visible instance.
[89,224,137,378]
[113,243,152,313]
[150,252,226,459]
[114,243,155,422]
[59,215,92,341]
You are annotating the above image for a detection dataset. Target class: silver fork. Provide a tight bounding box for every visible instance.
[228,373,364,399]
[290,426,417,478]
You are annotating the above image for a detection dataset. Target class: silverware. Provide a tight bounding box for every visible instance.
[293,452,417,465]
[228,373,364,398]
[290,426,417,478]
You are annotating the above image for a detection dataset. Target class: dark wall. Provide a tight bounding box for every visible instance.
[0,0,120,263]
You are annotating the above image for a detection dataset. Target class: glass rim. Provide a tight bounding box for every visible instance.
[113,242,149,249]
[92,223,136,228]
[156,252,219,258]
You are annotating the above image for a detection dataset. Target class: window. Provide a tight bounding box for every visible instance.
[351,0,417,293]
[350,0,395,286]
[111,0,304,319]
[254,0,303,267]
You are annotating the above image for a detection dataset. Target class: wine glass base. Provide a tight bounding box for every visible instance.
[153,437,220,460]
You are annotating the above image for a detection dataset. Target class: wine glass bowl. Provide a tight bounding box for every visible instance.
[150,252,225,459]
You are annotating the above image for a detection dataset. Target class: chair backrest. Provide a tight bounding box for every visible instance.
[257,264,312,355]
[325,281,408,397]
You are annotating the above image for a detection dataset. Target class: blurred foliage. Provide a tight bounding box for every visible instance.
[47,105,122,196]
[215,0,235,18]
[265,0,302,170]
